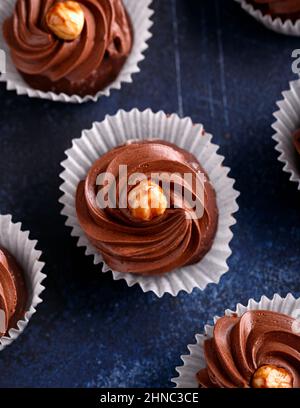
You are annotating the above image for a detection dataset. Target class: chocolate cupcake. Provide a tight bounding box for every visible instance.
[0,248,28,337]
[173,294,300,388]
[197,310,300,388]
[3,0,133,96]
[76,140,218,276]
[235,0,300,36]
[247,0,300,22]
[0,0,153,102]
[0,214,45,350]
[60,109,239,297]
[273,79,300,190]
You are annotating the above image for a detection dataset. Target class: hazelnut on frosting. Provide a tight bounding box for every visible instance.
[46,1,85,41]
[76,140,218,276]
[252,365,293,388]
[128,180,168,222]
[197,310,300,388]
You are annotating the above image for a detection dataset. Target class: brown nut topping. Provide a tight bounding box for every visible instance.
[46,1,85,41]
[252,365,293,388]
[128,180,167,221]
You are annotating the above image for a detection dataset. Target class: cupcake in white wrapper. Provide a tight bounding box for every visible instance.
[0,214,45,351]
[273,79,300,190]
[235,0,300,36]
[0,0,154,103]
[172,293,300,388]
[59,109,239,297]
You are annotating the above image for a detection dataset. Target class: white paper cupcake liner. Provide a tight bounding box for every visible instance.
[59,108,239,298]
[235,0,300,36]
[0,214,45,351]
[172,293,300,388]
[272,79,300,190]
[0,0,154,103]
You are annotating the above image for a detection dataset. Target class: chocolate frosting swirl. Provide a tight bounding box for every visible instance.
[3,0,133,95]
[248,0,300,21]
[76,140,218,276]
[197,310,300,388]
[0,248,27,337]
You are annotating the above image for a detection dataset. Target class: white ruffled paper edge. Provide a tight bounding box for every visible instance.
[172,293,300,388]
[234,0,300,36]
[0,0,154,103]
[272,79,300,190]
[59,108,240,298]
[0,214,46,351]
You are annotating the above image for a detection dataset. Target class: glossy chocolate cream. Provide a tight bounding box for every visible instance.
[247,0,300,21]
[293,129,300,156]
[0,248,28,337]
[3,0,133,96]
[197,310,300,388]
[76,140,218,276]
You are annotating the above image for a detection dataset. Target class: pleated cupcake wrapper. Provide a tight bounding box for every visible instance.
[172,293,300,388]
[235,0,300,36]
[272,79,300,190]
[0,214,45,350]
[0,0,154,103]
[59,108,239,297]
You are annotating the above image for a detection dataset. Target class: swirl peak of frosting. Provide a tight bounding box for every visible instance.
[3,0,133,95]
[76,140,218,276]
[197,310,300,388]
[0,248,27,337]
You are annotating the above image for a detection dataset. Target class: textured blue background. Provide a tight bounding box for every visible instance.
[0,0,299,388]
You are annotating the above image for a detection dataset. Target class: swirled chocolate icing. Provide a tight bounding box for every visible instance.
[76,140,218,276]
[247,0,300,21]
[3,0,133,96]
[0,248,27,337]
[293,129,300,156]
[197,310,300,388]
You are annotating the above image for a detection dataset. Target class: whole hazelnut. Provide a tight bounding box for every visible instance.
[46,1,85,41]
[128,180,167,222]
[251,365,293,388]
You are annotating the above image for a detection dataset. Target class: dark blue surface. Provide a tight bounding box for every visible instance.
[0,0,299,388]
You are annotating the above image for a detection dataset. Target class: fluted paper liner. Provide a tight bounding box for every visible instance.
[235,0,300,36]
[172,293,300,388]
[0,0,154,103]
[272,79,300,190]
[0,214,45,350]
[59,109,239,297]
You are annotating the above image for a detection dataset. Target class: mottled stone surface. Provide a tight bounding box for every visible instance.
[0,0,299,388]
